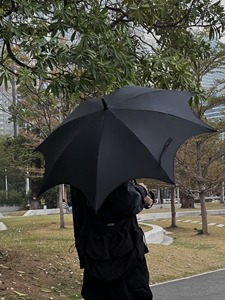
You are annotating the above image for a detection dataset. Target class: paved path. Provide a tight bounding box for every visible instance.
[153,217,225,230]
[138,209,225,222]
[176,218,225,227]
[151,268,225,300]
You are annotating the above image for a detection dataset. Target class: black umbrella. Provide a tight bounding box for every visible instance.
[35,86,215,211]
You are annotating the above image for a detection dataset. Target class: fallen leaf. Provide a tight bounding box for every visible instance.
[0,265,9,269]
[41,289,52,293]
[14,290,28,297]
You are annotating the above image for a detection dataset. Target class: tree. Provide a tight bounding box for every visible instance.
[0,137,26,206]
[176,127,225,234]
[172,32,225,234]
[2,87,69,225]
[0,0,225,99]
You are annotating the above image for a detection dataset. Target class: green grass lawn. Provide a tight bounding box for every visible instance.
[147,213,225,284]
[1,206,225,299]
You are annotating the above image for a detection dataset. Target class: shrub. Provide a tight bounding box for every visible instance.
[0,190,26,207]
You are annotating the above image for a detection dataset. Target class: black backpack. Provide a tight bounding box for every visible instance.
[75,209,148,281]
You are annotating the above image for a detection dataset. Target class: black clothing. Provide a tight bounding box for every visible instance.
[82,258,153,300]
[71,181,153,300]
[71,181,147,241]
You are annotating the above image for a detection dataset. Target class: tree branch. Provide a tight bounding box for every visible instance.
[6,42,33,69]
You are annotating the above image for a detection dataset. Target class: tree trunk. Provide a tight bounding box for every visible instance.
[220,182,224,203]
[30,197,39,209]
[64,184,68,202]
[30,154,42,209]
[171,186,176,227]
[176,186,180,203]
[58,184,65,229]
[159,188,163,204]
[200,191,208,234]
[30,178,42,209]
[180,192,195,208]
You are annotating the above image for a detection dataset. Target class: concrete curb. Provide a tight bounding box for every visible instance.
[23,208,61,216]
[139,222,173,245]
[0,222,7,230]
[139,222,164,244]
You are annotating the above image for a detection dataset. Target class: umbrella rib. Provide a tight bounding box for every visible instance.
[113,108,213,130]
[95,111,108,199]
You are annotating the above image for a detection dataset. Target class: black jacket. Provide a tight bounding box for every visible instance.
[71,180,147,241]
[71,181,149,280]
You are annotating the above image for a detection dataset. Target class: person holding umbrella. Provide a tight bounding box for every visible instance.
[35,85,215,299]
[71,180,154,300]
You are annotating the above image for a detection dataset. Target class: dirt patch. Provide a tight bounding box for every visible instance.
[0,248,83,300]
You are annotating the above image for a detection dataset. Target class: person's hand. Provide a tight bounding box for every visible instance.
[138,182,148,191]
[138,182,153,207]
[144,195,153,207]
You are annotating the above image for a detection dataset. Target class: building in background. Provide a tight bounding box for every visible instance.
[0,85,15,136]
[0,38,18,136]
[203,66,225,139]
[202,67,225,117]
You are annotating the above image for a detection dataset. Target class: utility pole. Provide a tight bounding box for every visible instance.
[57,102,65,228]
[5,169,8,201]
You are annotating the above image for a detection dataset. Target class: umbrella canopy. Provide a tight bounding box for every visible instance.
[35,86,215,211]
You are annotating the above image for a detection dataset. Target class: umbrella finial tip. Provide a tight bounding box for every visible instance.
[101,98,109,110]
